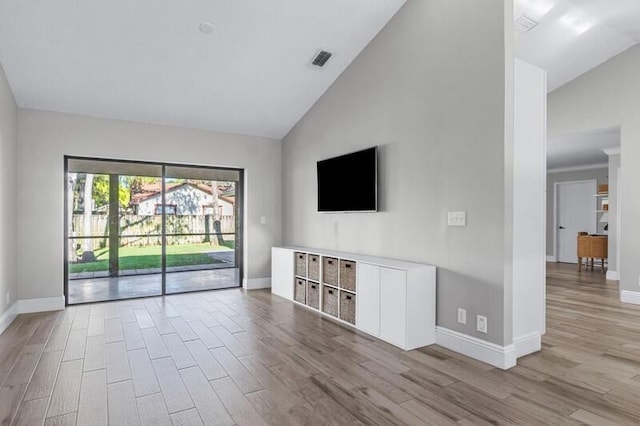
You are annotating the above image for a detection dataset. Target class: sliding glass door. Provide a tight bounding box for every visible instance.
[65,157,243,305]
[163,165,240,294]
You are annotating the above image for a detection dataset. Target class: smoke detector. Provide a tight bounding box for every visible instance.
[199,22,215,34]
[514,14,538,34]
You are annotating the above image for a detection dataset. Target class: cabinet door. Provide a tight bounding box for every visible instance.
[380,268,406,348]
[356,263,380,336]
[271,248,294,300]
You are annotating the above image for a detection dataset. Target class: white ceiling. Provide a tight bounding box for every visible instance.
[514,0,640,92]
[0,0,405,139]
[547,127,620,170]
[514,1,637,170]
[2,0,637,142]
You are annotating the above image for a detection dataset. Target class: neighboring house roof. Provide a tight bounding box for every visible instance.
[219,195,235,205]
[130,182,234,205]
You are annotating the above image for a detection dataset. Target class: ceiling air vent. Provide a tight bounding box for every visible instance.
[311,50,333,68]
[514,13,538,34]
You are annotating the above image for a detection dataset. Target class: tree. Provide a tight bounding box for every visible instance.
[92,175,131,211]
[82,173,94,257]
[210,181,226,245]
[68,173,77,262]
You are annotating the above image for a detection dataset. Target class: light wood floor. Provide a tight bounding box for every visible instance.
[1,262,640,425]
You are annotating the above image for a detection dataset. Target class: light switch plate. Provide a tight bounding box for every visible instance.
[457,308,467,325]
[448,211,466,227]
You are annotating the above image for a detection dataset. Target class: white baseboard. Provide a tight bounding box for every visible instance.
[546,255,557,262]
[19,296,66,314]
[0,296,65,336]
[0,302,19,335]
[513,332,542,358]
[606,270,619,281]
[621,290,640,305]
[243,277,271,290]
[435,326,517,370]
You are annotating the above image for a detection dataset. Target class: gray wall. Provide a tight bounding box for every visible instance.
[17,109,282,301]
[282,0,510,345]
[0,61,17,318]
[548,44,640,293]
[546,168,608,257]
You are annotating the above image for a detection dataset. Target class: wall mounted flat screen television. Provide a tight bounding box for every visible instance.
[317,146,377,212]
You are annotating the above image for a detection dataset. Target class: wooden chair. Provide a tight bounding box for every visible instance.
[589,235,608,273]
[577,232,588,271]
[577,232,608,272]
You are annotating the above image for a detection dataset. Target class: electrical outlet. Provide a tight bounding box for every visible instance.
[448,211,466,227]
[476,315,487,334]
[457,308,467,324]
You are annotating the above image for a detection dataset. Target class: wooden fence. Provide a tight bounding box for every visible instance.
[71,214,235,246]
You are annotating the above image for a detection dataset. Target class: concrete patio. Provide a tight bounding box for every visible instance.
[67,267,240,304]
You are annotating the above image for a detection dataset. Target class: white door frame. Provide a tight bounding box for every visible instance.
[616,167,621,278]
[553,179,598,262]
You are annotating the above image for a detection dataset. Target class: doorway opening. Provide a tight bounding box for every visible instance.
[547,126,621,282]
[64,157,243,305]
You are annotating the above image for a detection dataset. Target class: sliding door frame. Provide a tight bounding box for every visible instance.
[63,155,244,306]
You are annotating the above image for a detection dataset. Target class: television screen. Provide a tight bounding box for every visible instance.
[317,146,377,212]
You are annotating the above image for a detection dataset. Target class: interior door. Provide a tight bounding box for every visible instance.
[557,181,596,263]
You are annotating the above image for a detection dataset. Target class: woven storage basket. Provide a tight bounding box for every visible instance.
[339,260,356,292]
[308,255,320,282]
[339,291,356,325]
[294,278,306,304]
[322,286,339,317]
[295,252,307,277]
[323,257,339,286]
[307,282,320,310]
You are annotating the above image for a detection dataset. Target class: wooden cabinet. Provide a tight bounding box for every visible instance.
[271,246,436,350]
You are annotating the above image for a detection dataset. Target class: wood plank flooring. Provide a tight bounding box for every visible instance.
[1,262,640,425]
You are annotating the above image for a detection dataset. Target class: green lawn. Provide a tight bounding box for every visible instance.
[69,243,234,273]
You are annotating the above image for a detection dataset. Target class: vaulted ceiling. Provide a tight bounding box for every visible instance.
[514,0,640,92]
[1,0,639,142]
[513,0,638,169]
[0,0,405,139]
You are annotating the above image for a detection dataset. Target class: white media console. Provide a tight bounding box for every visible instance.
[271,246,436,350]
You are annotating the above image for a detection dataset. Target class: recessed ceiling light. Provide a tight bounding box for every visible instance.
[199,22,214,34]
